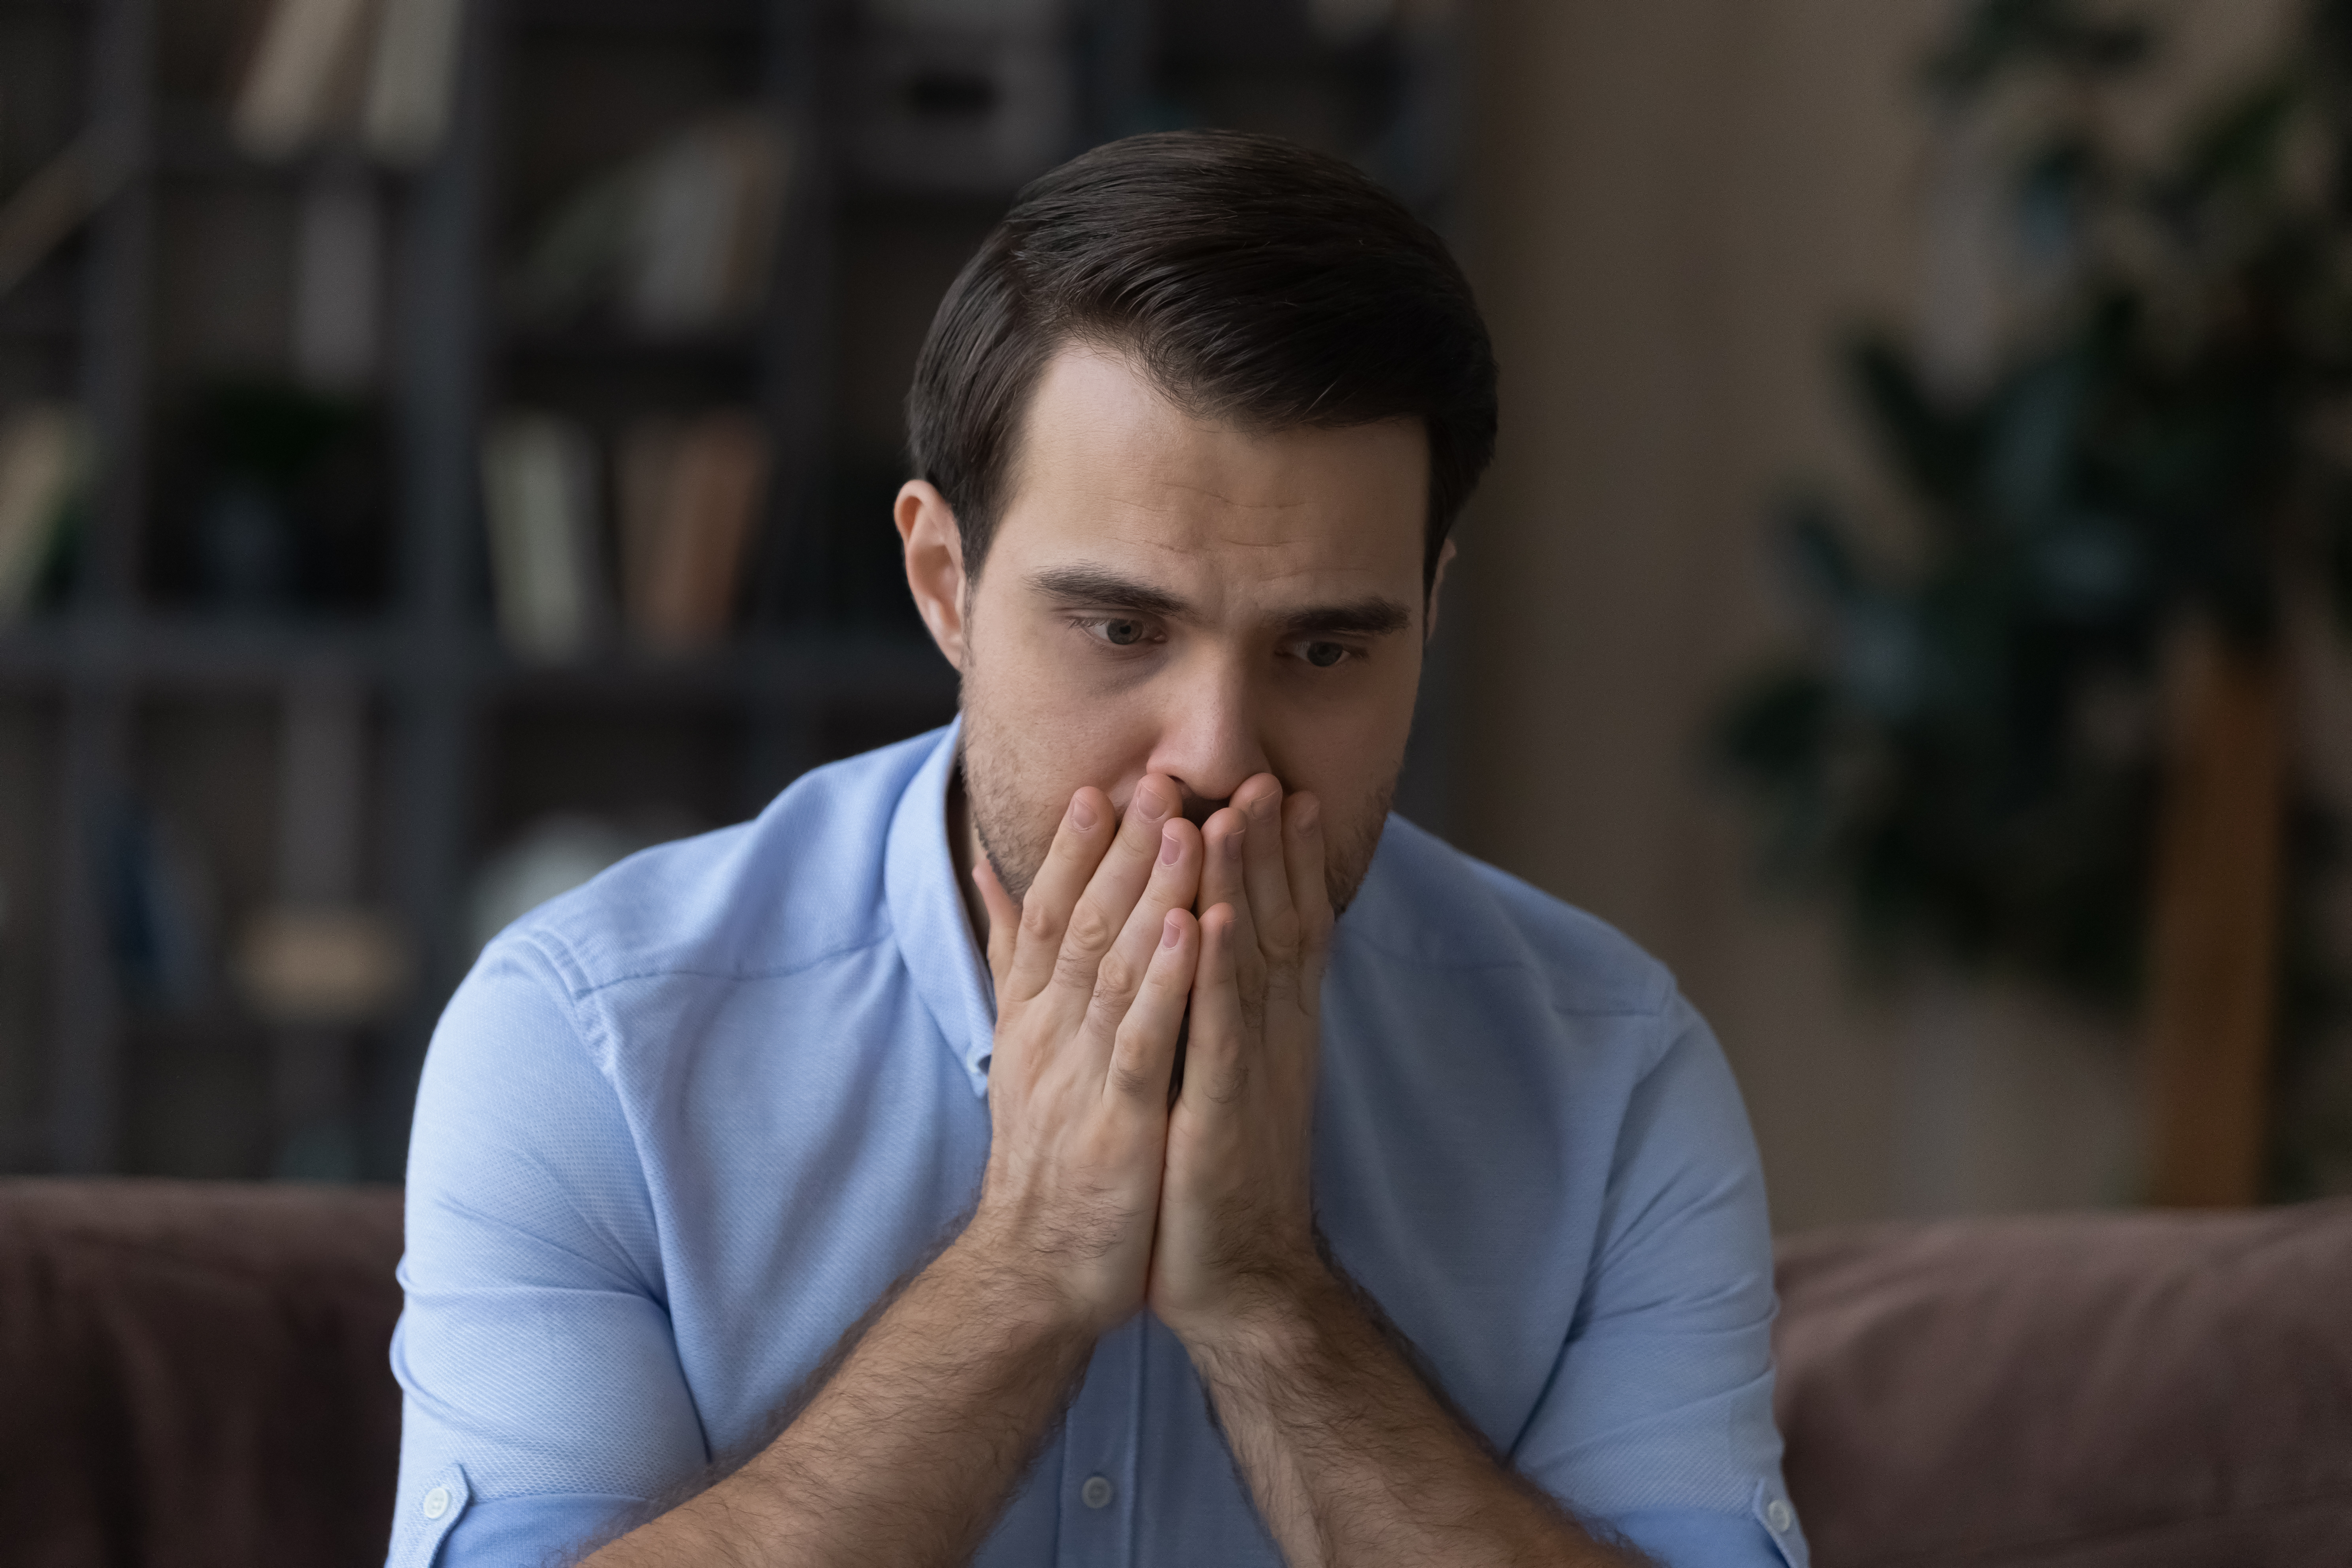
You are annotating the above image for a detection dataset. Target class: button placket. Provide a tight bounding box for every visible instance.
[1055,1315,1139,1564]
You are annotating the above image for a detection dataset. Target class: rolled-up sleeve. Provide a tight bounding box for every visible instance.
[1512,995,1809,1568]
[386,935,707,1567]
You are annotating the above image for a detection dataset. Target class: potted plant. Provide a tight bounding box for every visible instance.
[1716,0,2352,1203]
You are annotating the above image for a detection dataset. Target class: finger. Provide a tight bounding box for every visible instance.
[1235,774,1299,962]
[1106,907,1198,1107]
[1283,792,1334,972]
[1177,902,1247,1112]
[1004,786,1115,1002]
[973,855,1019,992]
[1198,804,1258,965]
[1048,774,1182,1003]
[1079,816,1203,1047]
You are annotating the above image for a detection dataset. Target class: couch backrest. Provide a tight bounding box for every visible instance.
[0,1179,406,1568]
[1774,1199,2352,1567]
[7,1179,2351,1568]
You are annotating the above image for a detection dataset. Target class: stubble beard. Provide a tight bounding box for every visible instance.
[956,683,1397,921]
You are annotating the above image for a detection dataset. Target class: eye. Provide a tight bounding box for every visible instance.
[1074,616,1158,649]
[1296,639,1351,669]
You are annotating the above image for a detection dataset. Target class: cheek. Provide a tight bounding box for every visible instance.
[965,623,1159,787]
[1242,678,1415,844]
[1278,654,1421,764]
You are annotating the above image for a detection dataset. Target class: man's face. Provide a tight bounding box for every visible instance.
[900,345,1440,914]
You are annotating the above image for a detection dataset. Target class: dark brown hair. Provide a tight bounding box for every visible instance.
[906,129,1498,590]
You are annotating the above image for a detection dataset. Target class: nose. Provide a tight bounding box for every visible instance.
[1147,653,1271,823]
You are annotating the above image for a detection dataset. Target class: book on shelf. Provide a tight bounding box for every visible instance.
[0,403,90,624]
[232,0,378,160]
[629,115,789,334]
[363,0,467,166]
[233,0,467,165]
[482,411,605,661]
[235,674,408,1028]
[0,131,131,299]
[292,169,382,389]
[234,904,408,1025]
[616,408,771,652]
[515,113,791,336]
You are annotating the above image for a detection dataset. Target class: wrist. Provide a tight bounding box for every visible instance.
[1167,1254,1348,1378]
[942,1208,1124,1341]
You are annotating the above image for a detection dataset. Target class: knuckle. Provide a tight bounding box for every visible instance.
[1203,1056,1249,1104]
[1092,950,1138,1004]
[1261,908,1304,957]
[1018,899,1061,944]
[1107,1055,1160,1102]
[1064,902,1116,958]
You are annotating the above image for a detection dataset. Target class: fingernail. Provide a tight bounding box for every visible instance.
[1136,779,1169,822]
[1069,793,1098,831]
[1162,909,1183,947]
[1224,825,1245,862]
[1160,823,1183,865]
[1295,798,1319,835]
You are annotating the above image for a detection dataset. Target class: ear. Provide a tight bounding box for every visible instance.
[1423,537,1458,645]
[897,479,971,669]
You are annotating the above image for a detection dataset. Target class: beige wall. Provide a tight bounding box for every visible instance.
[1454,0,2302,1230]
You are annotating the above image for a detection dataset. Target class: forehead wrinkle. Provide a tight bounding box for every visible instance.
[1151,477,1318,511]
[1095,481,1321,533]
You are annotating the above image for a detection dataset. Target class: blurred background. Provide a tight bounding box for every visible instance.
[2,0,2348,1228]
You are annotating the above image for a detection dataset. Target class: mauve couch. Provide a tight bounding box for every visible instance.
[2,1179,2348,1566]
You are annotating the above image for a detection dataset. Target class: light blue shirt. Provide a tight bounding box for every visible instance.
[387,721,1808,1568]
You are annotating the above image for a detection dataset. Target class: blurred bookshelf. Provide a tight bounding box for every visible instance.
[0,0,1463,1180]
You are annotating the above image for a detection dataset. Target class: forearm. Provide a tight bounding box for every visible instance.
[582,1237,1095,1568]
[1186,1264,1644,1568]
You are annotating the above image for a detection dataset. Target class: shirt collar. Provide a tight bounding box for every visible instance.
[883,716,999,1097]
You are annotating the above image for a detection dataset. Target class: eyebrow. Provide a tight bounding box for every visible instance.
[1027,565,1188,619]
[1025,565,1412,639]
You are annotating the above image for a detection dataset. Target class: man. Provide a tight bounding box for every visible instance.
[388,130,1805,1568]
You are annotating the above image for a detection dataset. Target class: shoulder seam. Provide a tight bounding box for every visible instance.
[450,935,662,1296]
[506,926,889,1001]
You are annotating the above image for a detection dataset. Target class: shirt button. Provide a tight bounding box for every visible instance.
[421,1485,452,1520]
[1765,1498,1794,1533]
[1080,1475,1115,1509]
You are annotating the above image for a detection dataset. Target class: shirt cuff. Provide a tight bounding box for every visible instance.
[384,1461,469,1567]
[389,1487,647,1568]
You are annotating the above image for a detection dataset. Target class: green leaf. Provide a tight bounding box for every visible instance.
[1984,348,2088,528]
[1776,494,1867,606]
[1925,0,2151,100]
[1847,335,1982,522]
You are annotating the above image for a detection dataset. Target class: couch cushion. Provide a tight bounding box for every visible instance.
[10,1179,2350,1567]
[1774,1199,2352,1568]
[0,1178,406,1568]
